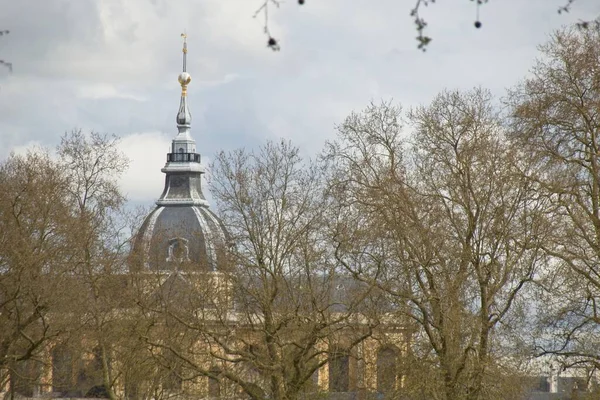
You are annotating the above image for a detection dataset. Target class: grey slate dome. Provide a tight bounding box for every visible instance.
[134,204,228,272]
[132,34,228,272]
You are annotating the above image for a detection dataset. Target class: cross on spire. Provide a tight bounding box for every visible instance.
[181,31,187,73]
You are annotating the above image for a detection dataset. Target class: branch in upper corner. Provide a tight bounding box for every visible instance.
[558,0,577,14]
[558,0,597,31]
[250,0,595,52]
[254,0,281,51]
[0,61,11,73]
[410,0,433,51]
[0,30,11,72]
[410,0,489,51]
[574,17,600,30]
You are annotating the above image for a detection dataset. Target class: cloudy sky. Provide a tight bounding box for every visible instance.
[0,0,598,208]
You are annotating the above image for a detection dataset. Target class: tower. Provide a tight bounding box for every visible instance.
[132,34,228,272]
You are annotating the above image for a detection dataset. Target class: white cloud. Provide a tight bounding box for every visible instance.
[117,131,170,202]
[196,73,240,88]
[77,83,146,101]
[8,140,48,157]
[118,131,217,207]
[2,0,599,207]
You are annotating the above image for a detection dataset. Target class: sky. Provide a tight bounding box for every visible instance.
[0,0,598,208]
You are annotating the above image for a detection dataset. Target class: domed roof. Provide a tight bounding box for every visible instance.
[133,205,228,272]
[130,33,228,272]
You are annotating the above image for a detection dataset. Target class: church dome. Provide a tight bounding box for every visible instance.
[133,205,228,272]
[131,34,228,272]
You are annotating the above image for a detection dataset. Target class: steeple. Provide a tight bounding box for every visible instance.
[131,32,229,273]
[156,33,208,207]
[176,32,192,132]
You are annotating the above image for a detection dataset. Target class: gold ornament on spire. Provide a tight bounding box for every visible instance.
[181,31,188,54]
[178,31,191,96]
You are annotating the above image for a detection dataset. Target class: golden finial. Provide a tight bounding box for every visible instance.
[178,32,191,96]
[181,31,188,54]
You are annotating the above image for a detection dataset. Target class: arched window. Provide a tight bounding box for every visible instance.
[11,359,41,397]
[77,345,106,397]
[208,367,221,398]
[166,237,190,263]
[310,368,319,391]
[52,344,74,392]
[377,347,398,395]
[329,351,349,392]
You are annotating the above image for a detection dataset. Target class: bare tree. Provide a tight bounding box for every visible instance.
[55,130,134,400]
[0,132,169,399]
[140,140,378,400]
[325,89,548,400]
[507,25,600,374]
[0,151,75,396]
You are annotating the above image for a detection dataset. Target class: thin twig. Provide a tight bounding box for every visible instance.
[254,0,281,51]
[0,30,11,73]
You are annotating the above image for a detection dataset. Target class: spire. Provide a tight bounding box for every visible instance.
[182,31,187,73]
[157,32,206,207]
[167,32,198,159]
[176,32,192,130]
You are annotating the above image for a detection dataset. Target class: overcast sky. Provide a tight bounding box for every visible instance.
[0,0,598,208]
